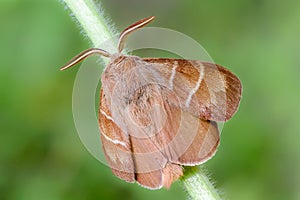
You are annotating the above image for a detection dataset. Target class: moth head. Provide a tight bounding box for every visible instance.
[60,16,155,71]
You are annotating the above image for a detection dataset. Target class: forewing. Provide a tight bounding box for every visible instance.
[123,84,168,189]
[160,89,220,165]
[143,58,242,121]
[99,89,135,183]
[124,84,219,188]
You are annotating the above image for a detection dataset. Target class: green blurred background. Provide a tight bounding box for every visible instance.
[1,0,300,199]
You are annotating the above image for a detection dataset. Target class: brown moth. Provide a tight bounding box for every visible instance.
[60,16,242,189]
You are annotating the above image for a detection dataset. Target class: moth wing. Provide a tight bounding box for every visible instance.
[125,84,219,188]
[143,58,242,121]
[123,84,169,189]
[167,114,220,165]
[160,89,220,165]
[99,89,135,183]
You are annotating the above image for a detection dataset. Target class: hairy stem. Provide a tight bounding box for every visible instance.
[63,0,117,63]
[61,1,221,199]
[181,166,221,200]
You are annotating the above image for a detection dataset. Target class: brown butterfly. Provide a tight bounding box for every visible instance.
[61,16,242,189]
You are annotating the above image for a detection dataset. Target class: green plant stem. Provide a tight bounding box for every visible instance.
[63,0,117,64]
[181,166,221,200]
[62,1,221,199]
